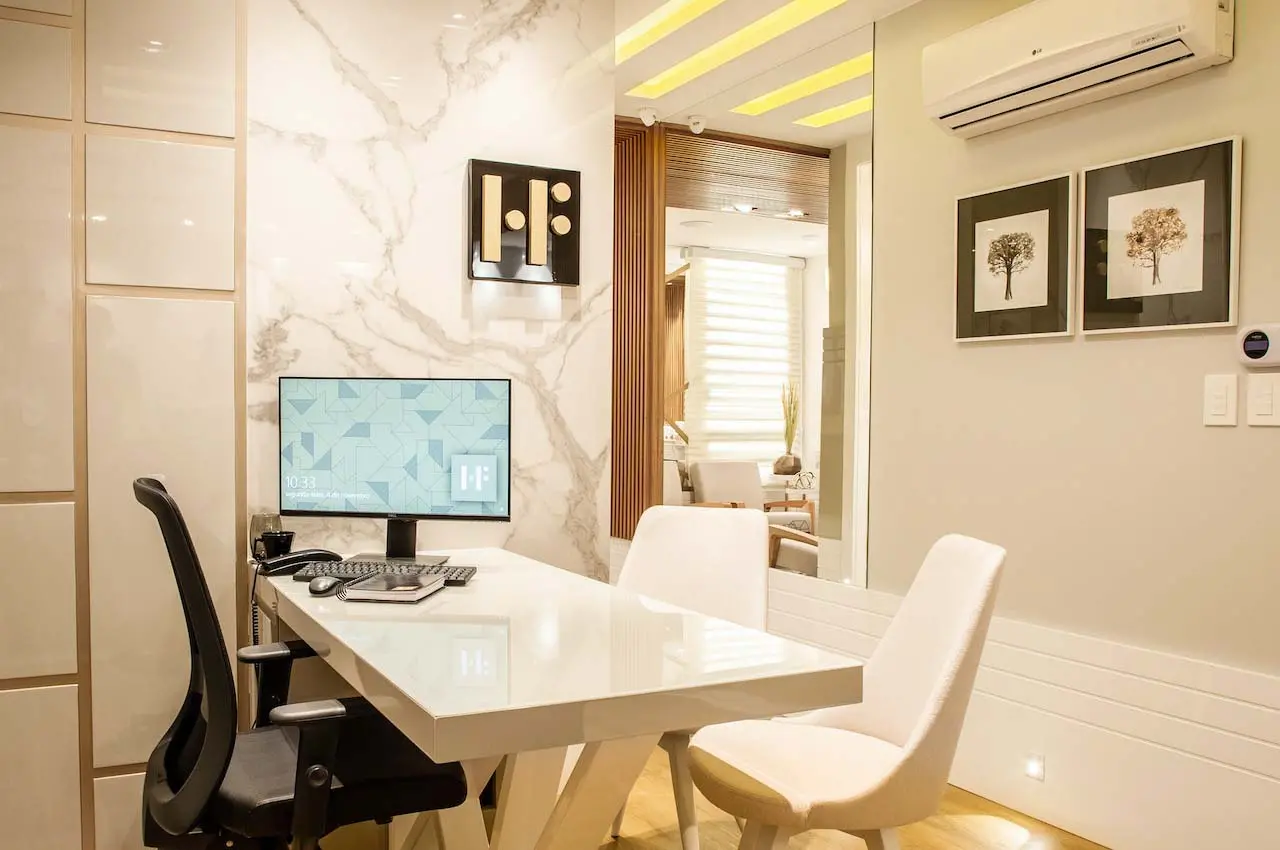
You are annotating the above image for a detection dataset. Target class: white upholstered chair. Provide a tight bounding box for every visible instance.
[687,534,1006,850]
[613,505,771,850]
[688,461,815,531]
[690,461,817,575]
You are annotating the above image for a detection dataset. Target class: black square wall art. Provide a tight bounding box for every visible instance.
[955,173,1074,341]
[1081,138,1241,334]
[467,159,581,286]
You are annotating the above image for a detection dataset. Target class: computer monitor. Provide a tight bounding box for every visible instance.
[278,376,511,558]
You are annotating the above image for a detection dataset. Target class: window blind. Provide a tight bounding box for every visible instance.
[684,255,804,473]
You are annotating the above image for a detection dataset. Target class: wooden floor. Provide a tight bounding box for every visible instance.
[611,749,1108,850]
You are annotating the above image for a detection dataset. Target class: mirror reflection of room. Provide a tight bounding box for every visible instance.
[618,24,873,587]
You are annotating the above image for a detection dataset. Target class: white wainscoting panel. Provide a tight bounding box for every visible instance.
[87,296,236,767]
[0,503,76,679]
[86,135,235,290]
[766,569,1280,850]
[0,20,71,120]
[95,773,144,850]
[0,124,74,492]
[86,0,235,136]
[0,685,82,850]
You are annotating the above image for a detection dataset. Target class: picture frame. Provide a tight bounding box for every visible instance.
[1079,137,1241,335]
[955,173,1075,342]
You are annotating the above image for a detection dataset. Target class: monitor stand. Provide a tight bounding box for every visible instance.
[351,518,449,566]
[385,517,418,559]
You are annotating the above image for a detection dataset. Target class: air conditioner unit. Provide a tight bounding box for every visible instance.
[923,0,1234,138]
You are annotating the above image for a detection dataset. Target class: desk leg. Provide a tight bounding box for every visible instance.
[489,747,568,850]
[399,757,501,850]
[533,735,660,850]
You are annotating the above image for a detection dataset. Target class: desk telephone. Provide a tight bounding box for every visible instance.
[257,548,342,576]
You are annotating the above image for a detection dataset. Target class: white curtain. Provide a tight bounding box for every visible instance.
[684,253,804,473]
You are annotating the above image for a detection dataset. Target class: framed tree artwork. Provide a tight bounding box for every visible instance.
[1080,138,1241,334]
[955,173,1075,341]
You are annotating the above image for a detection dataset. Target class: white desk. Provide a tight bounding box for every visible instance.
[258,547,862,850]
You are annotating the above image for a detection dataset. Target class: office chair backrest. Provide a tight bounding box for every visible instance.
[133,478,237,836]
[689,461,765,510]
[619,505,769,630]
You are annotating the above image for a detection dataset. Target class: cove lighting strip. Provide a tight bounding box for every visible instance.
[627,0,850,100]
[615,0,730,66]
[794,93,872,127]
[732,51,872,116]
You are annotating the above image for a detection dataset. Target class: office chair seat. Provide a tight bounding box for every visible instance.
[213,717,466,839]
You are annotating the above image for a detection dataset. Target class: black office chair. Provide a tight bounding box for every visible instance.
[133,478,468,850]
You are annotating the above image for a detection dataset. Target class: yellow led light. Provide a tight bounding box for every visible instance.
[731,51,872,116]
[627,0,850,100]
[793,93,873,127]
[616,0,729,66]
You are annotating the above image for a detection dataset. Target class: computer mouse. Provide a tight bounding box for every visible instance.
[308,576,342,597]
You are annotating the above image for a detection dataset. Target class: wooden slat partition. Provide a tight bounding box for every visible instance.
[612,120,665,539]
[664,276,686,423]
[665,130,830,223]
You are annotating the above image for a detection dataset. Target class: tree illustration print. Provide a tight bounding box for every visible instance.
[987,232,1036,300]
[1125,207,1188,287]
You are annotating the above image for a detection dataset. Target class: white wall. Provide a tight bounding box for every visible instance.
[802,0,1280,846]
[871,0,1280,674]
[247,0,614,578]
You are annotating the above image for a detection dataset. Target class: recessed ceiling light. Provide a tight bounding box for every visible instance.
[732,51,873,116]
[788,209,805,217]
[681,219,714,228]
[141,40,166,53]
[627,0,850,100]
[615,0,728,66]
[793,93,873,128]
[451,12,466,20]
[182,219,195,227]
[732,203,756,213]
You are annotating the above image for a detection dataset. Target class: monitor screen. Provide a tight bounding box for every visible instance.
[278,377,511,521]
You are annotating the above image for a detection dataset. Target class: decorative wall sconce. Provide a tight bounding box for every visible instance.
[467,159,581,285]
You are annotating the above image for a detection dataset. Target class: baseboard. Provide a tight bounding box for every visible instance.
[766,570,1280,850]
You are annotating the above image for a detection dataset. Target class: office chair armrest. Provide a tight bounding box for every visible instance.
[237,640,317,664]
[270,698,379,850]
[238,641,317,728]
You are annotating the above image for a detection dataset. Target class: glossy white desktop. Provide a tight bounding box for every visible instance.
[257,547,862,850]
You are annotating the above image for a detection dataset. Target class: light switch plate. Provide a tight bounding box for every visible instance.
[1247,374,1280,426]
[1204,374,1238,426]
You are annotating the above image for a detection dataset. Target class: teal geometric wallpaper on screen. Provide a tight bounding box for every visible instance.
[279,377,510,519]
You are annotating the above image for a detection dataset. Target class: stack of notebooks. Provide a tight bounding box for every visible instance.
[339,572,446,604]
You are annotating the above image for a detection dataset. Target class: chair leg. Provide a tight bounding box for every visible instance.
[610,798,627,838]
[666,736,700,850]
[851,828,901,850]
[737,821,762,850]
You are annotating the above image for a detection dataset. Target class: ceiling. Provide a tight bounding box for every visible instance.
[666,206,828,258]
[615,0,919,148]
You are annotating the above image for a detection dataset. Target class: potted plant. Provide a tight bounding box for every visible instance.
[773,380,801,475]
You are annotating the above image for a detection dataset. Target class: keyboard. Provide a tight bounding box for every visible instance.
[292,561,477,587]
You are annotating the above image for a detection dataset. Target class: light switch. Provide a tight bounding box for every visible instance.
[1204,374,1238,426]
[1247,373,1280,426]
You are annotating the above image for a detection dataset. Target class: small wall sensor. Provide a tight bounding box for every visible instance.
[1239,324,1280,367]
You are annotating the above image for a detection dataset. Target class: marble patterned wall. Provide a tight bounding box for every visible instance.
[247,0,615,577]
